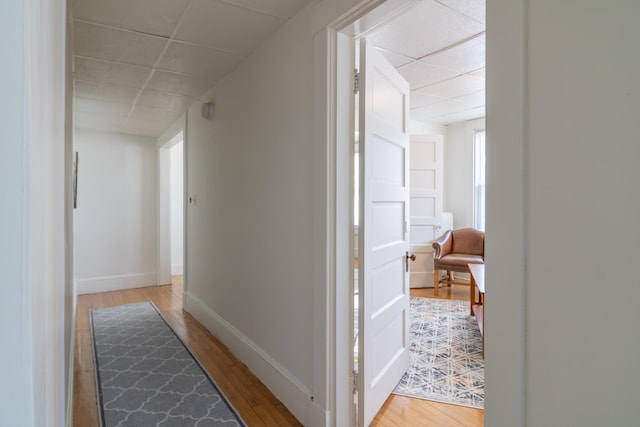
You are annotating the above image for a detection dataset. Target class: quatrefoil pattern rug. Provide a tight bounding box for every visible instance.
[393,297,485,408]
[90,302,246,427]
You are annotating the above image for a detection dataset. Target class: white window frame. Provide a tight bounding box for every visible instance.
[473,129,486,231]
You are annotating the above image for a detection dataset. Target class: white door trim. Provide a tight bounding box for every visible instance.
[318,0,528,425]
[314,1,421,425]
[157,129,184,288]
[484,0,527,425]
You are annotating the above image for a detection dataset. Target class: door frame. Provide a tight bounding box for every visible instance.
[157,124,186,293]
[319,1,420,424]
[319,0,527,425]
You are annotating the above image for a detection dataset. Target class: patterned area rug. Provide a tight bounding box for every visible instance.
[90,302,246,426]
[393,297,484,409]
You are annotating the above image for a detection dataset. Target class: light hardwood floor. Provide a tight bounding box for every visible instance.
[73,279,483,426]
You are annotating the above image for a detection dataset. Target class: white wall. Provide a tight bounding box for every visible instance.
[0,0,70,425]
[410,119,446,136]
[486,0,640,425]
[0,1,34,423]
[170,141,184,275]
[445,117,485,229]
[75,130,158,294]
[183,5,326,424]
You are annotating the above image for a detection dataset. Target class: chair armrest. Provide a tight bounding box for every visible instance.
[432,230,453,259]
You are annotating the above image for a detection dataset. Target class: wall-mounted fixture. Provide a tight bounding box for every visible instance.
[201,101,215,120]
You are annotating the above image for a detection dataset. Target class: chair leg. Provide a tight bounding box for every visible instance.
[447,270,452,287]
[433,269,439,296]
[470,273,476,316]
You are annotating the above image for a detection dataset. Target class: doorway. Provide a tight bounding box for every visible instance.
[334,0,486,424]
[169,140,184,285]
[158,130,185,291]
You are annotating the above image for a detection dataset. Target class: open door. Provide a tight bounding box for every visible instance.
[409,134,444,288]
[357,37,411,426]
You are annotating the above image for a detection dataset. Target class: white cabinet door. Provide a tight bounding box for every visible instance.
[357,37,410,426]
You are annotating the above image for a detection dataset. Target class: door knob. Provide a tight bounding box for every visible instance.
[405,252,417,272]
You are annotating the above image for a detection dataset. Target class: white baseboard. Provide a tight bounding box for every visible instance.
[171,264,184,275]
[77,272,157,295]
[410,271,434,289]
[308,402,330,427]
[184,292,320,426]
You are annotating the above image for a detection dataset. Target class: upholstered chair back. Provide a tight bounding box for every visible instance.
[451,228,484,256]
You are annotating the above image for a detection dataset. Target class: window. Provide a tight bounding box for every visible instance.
[474,130,486,231]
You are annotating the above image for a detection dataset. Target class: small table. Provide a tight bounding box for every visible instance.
[468,263,485,355]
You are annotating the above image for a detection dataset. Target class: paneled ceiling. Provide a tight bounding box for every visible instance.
[368,0,486,125]
[72,0,313,137]
[72,0,485,137]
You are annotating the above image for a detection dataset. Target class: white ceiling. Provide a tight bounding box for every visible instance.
[368,0,486,125]
[73,0,485,137]
[72,0,313,137]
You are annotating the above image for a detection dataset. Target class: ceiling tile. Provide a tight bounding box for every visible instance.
[128,106,182,123]
[74,98,131,117]
[74,0,190,37]
[417,74,485,98]
[410,91,445,109]
[411,98,465,119]
[74,57,151,88]
[438,106,485,124]
[120,121,167,137]
[74,111,125,131]
[123,106,181,136]
[469,67,485,79]
[453,90,485,110]
[378,48,414,67]
[75,81,140,104]
[398,61,458,90]
[146,70,209,96]
[175,0,284,54]
[157,41,242,78]
[137,90,192,111]
[437,0,486,24]
[368,0,485,59]
[74,21,167,67]
[422,33,485,73]
[226,0,311,18]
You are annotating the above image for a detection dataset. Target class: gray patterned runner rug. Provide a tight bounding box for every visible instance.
[393,297,484,408]
[90,302,247,426]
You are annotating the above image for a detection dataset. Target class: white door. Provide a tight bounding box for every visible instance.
[357,37,410,426]
[409,134,444,288]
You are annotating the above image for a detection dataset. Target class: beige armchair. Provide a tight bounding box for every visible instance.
[432,228,485,296]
